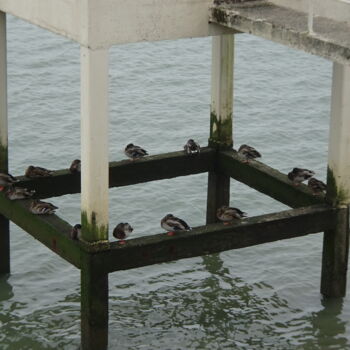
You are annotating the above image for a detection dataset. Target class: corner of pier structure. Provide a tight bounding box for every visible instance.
[321,63,350,298]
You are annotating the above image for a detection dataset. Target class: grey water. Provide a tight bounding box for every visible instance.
[0,14,349,350]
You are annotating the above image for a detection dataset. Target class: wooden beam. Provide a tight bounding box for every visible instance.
[92,205,335,273]
[0,193,80,268]
[218,149,325,208]
[81,252,108,350]
[15,148,215,199]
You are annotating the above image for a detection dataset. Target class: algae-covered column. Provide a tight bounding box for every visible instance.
[0,11,9,275]
[80,47,109,349]
[207,34,234,223]
[321,62,350,298]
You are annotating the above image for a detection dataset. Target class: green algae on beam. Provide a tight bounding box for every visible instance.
[95,204,335,273]
[81,211,108,243]
[0,192,81,268]
[15,148,215,199]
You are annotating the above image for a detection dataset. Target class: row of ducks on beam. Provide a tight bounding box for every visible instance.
[126,141,327,194]
[70,206,248,244]
[0,140,326,242]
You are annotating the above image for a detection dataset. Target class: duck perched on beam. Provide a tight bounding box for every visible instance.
[29,200,58,215]
[25,165,54,178]
[287,168,315,186]
[238,144,261,162]
[70,224,82,240]
[184,139,200,155]
[0,173,18,190]
[308,178,326,195]
[161,214,191,236]
[6,186,35,200]
[113,223,133,244]
[124,143,148,160]
[217,205,247,224]
[69,159,81,173]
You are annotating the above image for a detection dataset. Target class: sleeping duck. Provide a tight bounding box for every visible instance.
[113,223,133,244]
[308,177,326,195]
[184,139,200,155]
[29,200,58,215]
[238,144,261,162]
[69,159,81,173]
[124,143,148,160]
[25,165,54,178]
[217,205,247,224]
[70,224,82,240]
[0,173,18,189]
[6,186,35,200]
[161,214,191,235]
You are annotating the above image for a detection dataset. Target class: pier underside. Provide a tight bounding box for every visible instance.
[0,147,334,274]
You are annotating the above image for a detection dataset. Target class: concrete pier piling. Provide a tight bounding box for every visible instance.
[0,11,9,275]
[0,1,349,348]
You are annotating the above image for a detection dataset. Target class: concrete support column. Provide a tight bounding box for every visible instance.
[80,46,109,349]
[207,34,234,224]
[321,62,350,297]
[80,46,109,242]
[0,11,9,275]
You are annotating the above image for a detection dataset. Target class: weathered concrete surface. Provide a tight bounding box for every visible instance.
[0,0,233,48]
[210,1,350,64]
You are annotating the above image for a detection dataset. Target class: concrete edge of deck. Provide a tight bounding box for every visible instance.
[210,1,350,65]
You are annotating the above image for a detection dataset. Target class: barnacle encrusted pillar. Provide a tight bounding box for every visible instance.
[80,46,109,349]
[207,34,234,223]
[321,62,350,298]
[0,11,9,275]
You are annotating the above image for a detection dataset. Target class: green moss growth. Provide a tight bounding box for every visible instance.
[81,211,108,242]
[209,112,233,149]
[326,167,350,206]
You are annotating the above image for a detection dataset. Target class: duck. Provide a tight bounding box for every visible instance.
[308,177,326,195]
[124,143,148,160]
[6,186,35,200]
[69,159,81,173]
[0,173,18,190]
[184,139,200,155]
[217,205,247,224]
[161,214,191,236]
[113,223,133,244]
[29,200,58,215]
[287,168,315,185]
[70,224,82,240]
[25,165,54,178]
[238,144,261,162]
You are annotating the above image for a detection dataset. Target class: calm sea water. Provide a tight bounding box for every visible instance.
[0,14,349,350]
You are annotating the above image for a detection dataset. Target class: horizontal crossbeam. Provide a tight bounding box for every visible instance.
[15,148,215,199]
[90,204,335,273]
[218,149,325,208]
[0,193,81,268]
